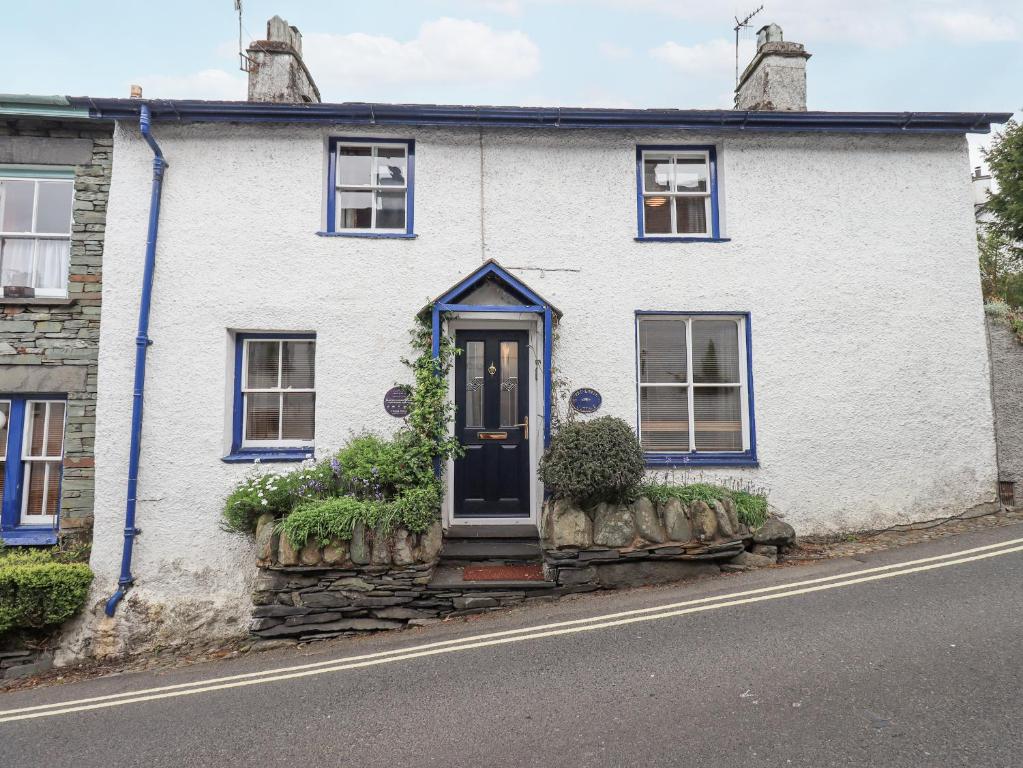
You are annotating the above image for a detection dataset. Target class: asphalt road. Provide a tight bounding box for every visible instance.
[3,523,1023,767]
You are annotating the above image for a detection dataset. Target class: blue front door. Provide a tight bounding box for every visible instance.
[453,330,530,518]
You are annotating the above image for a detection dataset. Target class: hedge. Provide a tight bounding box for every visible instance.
[0,552,93,636]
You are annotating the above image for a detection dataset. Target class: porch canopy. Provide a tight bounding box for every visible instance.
[422,260,561,445]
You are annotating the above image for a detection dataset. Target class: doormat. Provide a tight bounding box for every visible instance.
[463,563,545,581]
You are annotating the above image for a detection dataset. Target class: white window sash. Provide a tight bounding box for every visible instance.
[637,316,748,454]
[19,400,65,526]
[640,151,712,238]
[334,143,409,233]
[240,338,315,449]
[0,176,73,296]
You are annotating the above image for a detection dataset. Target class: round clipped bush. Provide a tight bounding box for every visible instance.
[539,416,645,506]
[0,551,93,636]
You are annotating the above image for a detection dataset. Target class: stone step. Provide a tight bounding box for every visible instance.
[446,524,539,539]
[441,538,542,561]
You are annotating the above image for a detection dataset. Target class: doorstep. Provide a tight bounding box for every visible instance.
[427,563,556,592]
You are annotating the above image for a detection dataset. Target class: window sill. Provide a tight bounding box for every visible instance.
[634,237,731,243]
[1,528,59,545]
[645,452,758,468]
[222,449,314,464]
[316,231,417,239]
[0,297,74,306]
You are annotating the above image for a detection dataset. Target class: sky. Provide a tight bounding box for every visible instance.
[6,0,1021,168]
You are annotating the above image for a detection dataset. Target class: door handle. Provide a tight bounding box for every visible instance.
[511,416,528,440]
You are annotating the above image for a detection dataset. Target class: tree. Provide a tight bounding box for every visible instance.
[981,119,1023,305]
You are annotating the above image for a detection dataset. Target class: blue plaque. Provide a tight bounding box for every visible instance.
[570,388,602,414]
[384,386,412,417]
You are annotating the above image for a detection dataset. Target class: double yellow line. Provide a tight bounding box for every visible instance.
[2,535,1021,724]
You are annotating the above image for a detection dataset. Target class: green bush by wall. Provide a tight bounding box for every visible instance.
[539,416,646,506]
[0,549,93,636]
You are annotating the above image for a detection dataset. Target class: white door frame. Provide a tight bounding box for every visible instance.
[442,312,544,529]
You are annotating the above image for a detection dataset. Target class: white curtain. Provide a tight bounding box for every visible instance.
[34,239,69,291]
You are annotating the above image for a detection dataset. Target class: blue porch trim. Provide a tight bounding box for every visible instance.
[636,145,722,241]
[226,332,316,463]
[634,311,758,468]
[429,260,558,447]
[324,136,415,237]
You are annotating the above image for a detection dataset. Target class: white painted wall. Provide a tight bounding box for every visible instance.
[72,121,996,657]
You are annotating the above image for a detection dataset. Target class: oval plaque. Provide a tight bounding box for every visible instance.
[384,386,412,418]
[570,387,602,414]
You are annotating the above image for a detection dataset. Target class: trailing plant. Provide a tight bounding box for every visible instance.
[730,489,769,529]
[0,548,93,636]
[221,469,297,534]
[639,478,770,528]
[539,416,645,506]
[276,497,385,548]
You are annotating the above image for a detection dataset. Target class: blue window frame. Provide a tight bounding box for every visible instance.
[636,312,757,467]
[223,333,316,464]
[320,137,416,239]
[0,394,67,545]
[635,145,726,242]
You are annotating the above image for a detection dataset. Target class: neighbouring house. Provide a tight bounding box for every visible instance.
[53,19,1010,654]
[0,96,110,547]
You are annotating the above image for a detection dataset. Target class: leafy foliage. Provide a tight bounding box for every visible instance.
[730,489,769,529]
[277,497,384,548]
[984,119,1023,264]
[0,548,93,636]
[539,416,646,505]
[639,481,769,529]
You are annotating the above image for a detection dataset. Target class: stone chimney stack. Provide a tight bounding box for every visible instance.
[246,15,321,103]
[734,23,810,111]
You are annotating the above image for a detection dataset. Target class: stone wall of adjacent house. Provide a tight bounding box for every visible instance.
[0,119,110,539]
[987,317,1023,501]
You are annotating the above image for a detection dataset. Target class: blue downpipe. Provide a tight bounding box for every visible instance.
[105,105,166,616]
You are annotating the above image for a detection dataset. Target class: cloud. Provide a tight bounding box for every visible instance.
[920,11,1019,42]
[649,38,733,75]
[598,42,632,60]
[302,17,540,92]
[132,68,246,101]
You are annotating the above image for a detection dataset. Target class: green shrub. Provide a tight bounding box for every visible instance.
[0,550,93,635]
[639,481,770,529]
[277,496,383,548]
[731,490,769,529]
[388,483,441,534]
[222,470,296,534]
[539,416,645,506]
[336,433,417,499]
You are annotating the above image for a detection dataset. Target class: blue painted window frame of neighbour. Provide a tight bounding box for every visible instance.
[635,311,757,468]
[0,394,67,545]
[319,137,416,239]
[223,333,317,464]
[634,145,727,243]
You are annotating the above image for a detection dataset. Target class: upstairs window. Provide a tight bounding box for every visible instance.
[636,147,720,240]
[636,314,756,466]
[228,335,316,460]
[0,172,74,297]
[327,139,414,237]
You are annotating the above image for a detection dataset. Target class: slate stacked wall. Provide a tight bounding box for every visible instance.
[0,118,110,539]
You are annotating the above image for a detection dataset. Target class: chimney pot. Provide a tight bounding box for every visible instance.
[129,84,143,99]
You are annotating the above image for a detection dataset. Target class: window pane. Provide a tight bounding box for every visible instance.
[28,402,47,455]
[643,196,672,234]
[1,180,34,232]
[282,341,315,389]
[45,461,61,516]
[374,147,407,187]
[465,341,484,428]
[246,341,280,389]
[45,402,65,457]
[674,158,708,192]
[24,462,46,517]
[0,402,9,460]
[282,393,315,440]
[34,239,69,292]
[35,182,73,234]
[375,190,406,230]
[692,320,740,383]
[643,156,671,192]
[338,146,372,186]
[639,317,687,383]
[1,238,34,288]
[339,189,373,229]
[499,341,518,427]
[675,197,708,234]
[693,387,742,451]
[640,387,689,452]
[245,392,280,441]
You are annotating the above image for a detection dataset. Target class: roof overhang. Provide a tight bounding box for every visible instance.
[420,260,562,320]
[67,98,1012,135]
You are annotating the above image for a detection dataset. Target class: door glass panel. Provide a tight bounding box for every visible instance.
[499,341,518,427]
[465,341,484,428]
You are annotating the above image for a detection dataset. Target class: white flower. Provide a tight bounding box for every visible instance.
[261,500,268,506]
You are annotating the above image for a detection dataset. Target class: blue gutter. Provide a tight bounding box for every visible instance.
[105,104,166,617]
[72,98,1012,135]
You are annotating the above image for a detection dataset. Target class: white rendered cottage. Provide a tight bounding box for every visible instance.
[65,22,1011,652]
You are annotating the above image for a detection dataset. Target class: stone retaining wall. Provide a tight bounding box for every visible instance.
[541,496,795,588]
